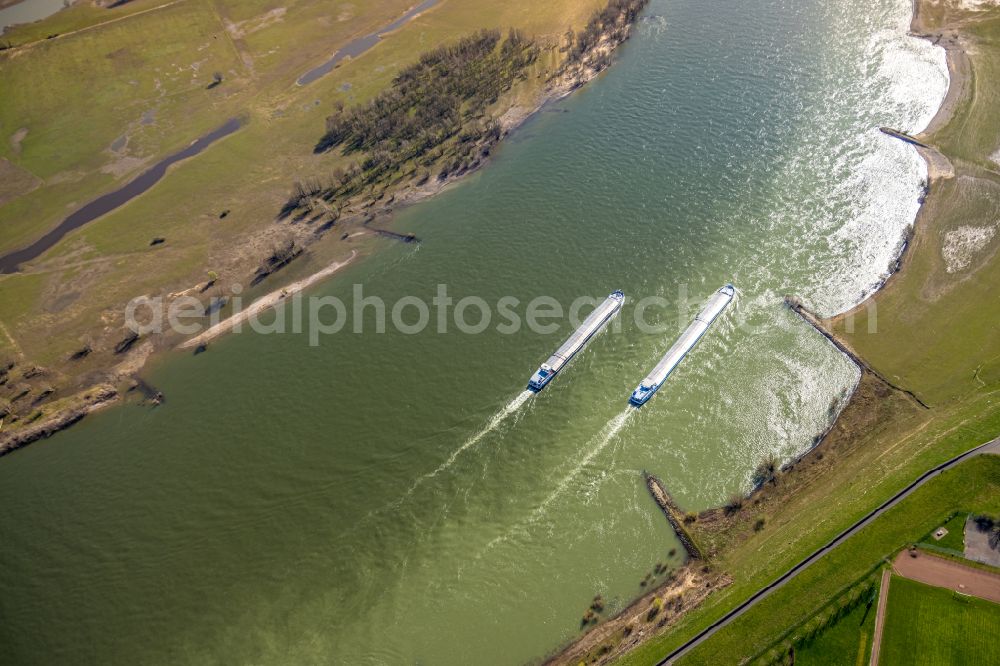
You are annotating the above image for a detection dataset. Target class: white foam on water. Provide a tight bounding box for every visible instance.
[823,3,947,311]
[874,8,951,134]
[408,390,534,493]
[367,389,538,547]
[531,409,634,516]
[746,0,949,316]
[478,408,636,555]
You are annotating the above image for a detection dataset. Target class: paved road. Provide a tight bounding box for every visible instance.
[657,436,1000,665]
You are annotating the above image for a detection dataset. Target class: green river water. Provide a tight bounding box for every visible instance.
[0,0,948,663]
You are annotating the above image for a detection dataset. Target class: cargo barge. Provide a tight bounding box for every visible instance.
[528,290,625,392]
[629,285,734,406]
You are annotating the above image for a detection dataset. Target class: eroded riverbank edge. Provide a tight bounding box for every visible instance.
[542,1,976,664]
[0,5,649,454]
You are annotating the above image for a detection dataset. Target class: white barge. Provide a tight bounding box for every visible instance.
[528,290,625,392]
[629,284,735,406]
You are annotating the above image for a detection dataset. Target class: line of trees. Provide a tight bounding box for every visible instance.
[315,29,535,157]
[566,0,650,64]
[281,29,537,220]
[756,576,878,665]
[280,0,649,221]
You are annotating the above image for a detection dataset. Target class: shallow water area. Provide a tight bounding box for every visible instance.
[0,0,949,663]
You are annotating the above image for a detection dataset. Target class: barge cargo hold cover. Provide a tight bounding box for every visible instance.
[629,284,734,406]
[528,290,625,392]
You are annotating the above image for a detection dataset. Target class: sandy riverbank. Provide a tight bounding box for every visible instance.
[830,0,965,325]
[0,4,648,451]
[542,566,732,666]
[545,1,975,663]
[345,20,645,232]
[179,250,357,349]
[912,2,970,137]
[178,13,644,349]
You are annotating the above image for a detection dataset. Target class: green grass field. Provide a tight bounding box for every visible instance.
[832,6,1000,408]
[879,576,1000,666]
[795,595,877,666]
[609,2,1000,663]
[614,450,1000,665]
[2,1,999,664]
[0,0,606,413]
[920,513,968,553]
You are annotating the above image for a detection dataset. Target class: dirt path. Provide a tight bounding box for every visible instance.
[0,321,22,357]
[868,568,893,666]
[5,0,187,52]
[892,551,1000,603]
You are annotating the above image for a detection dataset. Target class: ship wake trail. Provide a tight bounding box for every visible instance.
[479,407,636,556]
[531,408,634,519]
[407,390,534,493]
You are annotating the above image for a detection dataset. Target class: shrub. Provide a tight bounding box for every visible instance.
[568,0,650,63]
[752,456,780,486]
[646,600,661,622]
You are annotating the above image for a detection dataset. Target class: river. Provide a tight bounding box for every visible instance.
[0,118,243,274]
[296,0,441,86]
[0,0,69,33]
[0,0,947,664]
